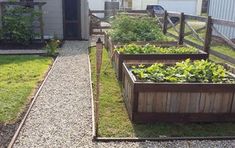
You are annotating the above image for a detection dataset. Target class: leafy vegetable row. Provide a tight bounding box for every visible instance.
[108,15,170,43]
[132,59,235,83]
[116,43,198,54]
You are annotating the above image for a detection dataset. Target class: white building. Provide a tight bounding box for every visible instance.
[209,0,235,39]
[121,0,203,15]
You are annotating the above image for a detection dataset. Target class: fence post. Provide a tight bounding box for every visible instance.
[204,16,213,53]
[163,10,168,35]
[178,12,185,45]
[95,38,103,136]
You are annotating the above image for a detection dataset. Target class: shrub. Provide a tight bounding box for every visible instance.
[44,39,61,56]
[116,43,198,54]
[132,59,235,83]
[1,5,41,44]
[109,15,169,43]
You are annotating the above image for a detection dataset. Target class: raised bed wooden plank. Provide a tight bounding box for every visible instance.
[122,63,235,123]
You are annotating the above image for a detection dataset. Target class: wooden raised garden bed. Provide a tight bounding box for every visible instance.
[104,32,178,56]
[113,48,209,81]
[122,63,235,123]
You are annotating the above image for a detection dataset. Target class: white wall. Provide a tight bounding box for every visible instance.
[132,0,202,15]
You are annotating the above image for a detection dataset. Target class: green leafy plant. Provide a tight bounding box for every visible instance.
[1,5,41,44]
[132,59,235,83]
[108,15,170,43]
[116,43,198,54]
[44,39,61,56]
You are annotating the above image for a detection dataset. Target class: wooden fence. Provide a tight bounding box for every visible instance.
[156,11,235,65]
[89,10,235,65]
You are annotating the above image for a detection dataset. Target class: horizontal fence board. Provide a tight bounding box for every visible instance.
[185,15,207,22]
[212,19,235,27]
[209,49,235,64]
[168,12,181,17]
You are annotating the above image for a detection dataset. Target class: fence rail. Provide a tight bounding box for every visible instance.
[157,10,235,64]
[89,9,235,65]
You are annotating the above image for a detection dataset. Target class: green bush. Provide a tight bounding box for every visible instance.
[44,39,61,56]
[116,43,198,54]
[132,59,235,83]
[1,6,41,44]
[109,15,169,43]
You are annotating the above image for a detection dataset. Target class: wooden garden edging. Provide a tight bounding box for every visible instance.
[122,63,235,123]
[0,50,47,55]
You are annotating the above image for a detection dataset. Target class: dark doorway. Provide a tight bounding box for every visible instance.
[63,0,81,40]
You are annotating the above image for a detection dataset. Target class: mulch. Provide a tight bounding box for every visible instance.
[0,122,20,148]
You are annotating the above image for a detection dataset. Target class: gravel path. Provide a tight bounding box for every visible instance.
[13,41,235,148]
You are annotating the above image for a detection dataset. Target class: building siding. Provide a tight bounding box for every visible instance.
[209,0,235,39]
[34,0,64,39]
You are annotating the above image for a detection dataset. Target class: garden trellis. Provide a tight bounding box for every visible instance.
[0,1,46,42]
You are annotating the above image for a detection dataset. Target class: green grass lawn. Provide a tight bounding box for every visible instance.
[0,55,52,124]
[90,47,235,137]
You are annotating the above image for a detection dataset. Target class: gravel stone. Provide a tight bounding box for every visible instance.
[13,41,235,148]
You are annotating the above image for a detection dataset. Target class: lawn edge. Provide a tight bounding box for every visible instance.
[94,136,235,142]
[7,56,59,148]
[87,45,97,140]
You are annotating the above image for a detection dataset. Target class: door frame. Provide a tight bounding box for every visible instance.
[62,0,82,40]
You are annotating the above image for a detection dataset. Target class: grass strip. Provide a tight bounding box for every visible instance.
[0,55,52,124]
[90,47,235,137]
